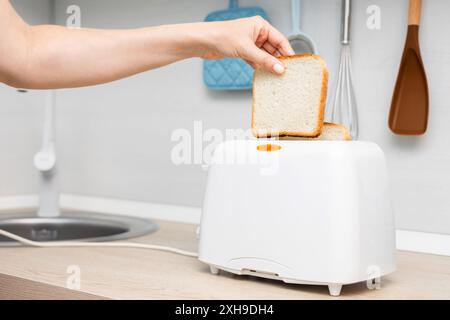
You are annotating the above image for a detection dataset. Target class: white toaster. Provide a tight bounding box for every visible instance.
[198,140,396,296]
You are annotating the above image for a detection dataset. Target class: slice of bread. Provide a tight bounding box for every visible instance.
[252,54,329,138]
[315,123,352,140]
[280,123,352,141]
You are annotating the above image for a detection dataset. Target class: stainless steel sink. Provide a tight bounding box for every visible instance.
[0,211,158,246]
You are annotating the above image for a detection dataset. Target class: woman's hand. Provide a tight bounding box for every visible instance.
[195,16,295,75]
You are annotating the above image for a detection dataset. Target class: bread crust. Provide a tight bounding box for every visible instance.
[322,122,352,141]
[251,53,329,138]
[279,122,352,141]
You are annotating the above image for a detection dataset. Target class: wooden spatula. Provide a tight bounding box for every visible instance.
[389,0,429,135]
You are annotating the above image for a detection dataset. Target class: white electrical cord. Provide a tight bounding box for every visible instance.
[0,229,198,258]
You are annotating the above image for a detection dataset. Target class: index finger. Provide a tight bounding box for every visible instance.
[265,23,295,57]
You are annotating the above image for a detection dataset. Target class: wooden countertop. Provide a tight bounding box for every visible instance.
[1,219,449,300]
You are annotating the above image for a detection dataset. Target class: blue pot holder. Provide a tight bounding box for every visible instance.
[203,0,269,91]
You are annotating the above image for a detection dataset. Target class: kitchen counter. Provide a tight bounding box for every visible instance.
[1,218,449,300]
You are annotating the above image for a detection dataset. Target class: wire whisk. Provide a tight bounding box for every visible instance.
[327,0,359,139]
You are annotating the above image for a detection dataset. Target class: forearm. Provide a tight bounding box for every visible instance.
[9,23,205,89]
[1,0,292,89]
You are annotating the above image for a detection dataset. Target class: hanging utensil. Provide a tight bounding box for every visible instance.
[389,0,429,135]
[288,0,317,54]
[203,0,269,90]
[327,0,358,139]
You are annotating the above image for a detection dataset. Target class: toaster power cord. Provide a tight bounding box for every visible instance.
[0,229,198,258]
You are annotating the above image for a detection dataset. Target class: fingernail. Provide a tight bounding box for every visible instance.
[273,63,285,74]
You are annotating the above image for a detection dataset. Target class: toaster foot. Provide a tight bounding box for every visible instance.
[209,265,220,275]
[328,284,342,297]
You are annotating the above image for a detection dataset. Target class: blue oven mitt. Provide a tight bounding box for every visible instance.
[203,0,268,90]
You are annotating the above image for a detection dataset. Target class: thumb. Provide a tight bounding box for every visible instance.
[245,46,285,75]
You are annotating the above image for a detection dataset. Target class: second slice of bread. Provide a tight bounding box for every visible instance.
[252,54,329,138]
[280,123,352,141]
[315,123,352,140]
